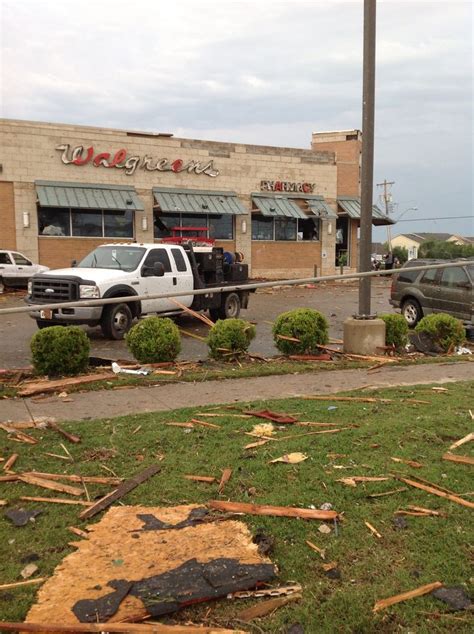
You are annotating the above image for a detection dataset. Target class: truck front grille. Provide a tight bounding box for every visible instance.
[31,278,78,303]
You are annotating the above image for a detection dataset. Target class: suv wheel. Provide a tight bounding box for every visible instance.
[402,298,423,327]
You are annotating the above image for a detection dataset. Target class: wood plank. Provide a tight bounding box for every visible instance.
[208,500,338,521]
[22,471,122,485]
[237,594,301,621]
[218,468,232,494]
[0,622,244,633]
[3,453,18,472]
[18,373,116,397]
[398,477,474,509]
[448,432,474,451]
[0,579,46,591]
[184,475,216,483]
[170,298,215,327]
[302,395,392,403]
[79,464,161,519]
[442,452,474,466]
[48,421,81,444]
[190,418,221,429]
[391,457,423,468]
[373,581,443,612]
[19,474,83,496]
[20,496,92,506]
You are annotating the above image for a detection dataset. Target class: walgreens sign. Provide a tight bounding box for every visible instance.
[55,144,219,177]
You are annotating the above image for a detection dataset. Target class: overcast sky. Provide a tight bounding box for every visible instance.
[1,0,472,239]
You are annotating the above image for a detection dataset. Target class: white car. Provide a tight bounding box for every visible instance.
[0,250,49,291]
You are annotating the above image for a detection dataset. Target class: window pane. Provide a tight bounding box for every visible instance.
[209,215,233,239]
[104,210,133,238]
[252,215,273,240]
[12,253,32,265]
[172,248,188,272]
[421,268,438,284]
[38,206,70,236]
[275,217,297,241]
[154,213,181,238]
[181,213,208,237]
[440,266,470,288]
[144,248,172,272]
[297,218,320,241]
[0,253,13,264]
[72,209,102,237]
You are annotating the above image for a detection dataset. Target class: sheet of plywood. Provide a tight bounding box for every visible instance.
[26,505,276,631]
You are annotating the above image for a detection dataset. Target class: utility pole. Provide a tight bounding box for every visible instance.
[358,0,376,316]
[376,179,395,251]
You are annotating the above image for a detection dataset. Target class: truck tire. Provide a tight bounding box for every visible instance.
[36,320,55,329]
[402,298,423,327]
[219,292,241,320]
[101,303,133,340]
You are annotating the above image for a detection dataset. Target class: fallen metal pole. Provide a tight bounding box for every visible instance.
[0,261,464,317]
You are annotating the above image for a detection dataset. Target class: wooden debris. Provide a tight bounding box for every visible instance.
[305,540,325,559]
[303,395,392,404]
[48,421,81,444]
[288,354,332,362]
[367,487,407,498]
[448,432,474,451]
[79,463,161,519]
[20,496,92,507]
[43,453,72,461]
[0,424,38,444]
[237,593,301,621]
[391,457,423,468]
[18,372,116,397]
[442,452,474,466]
[244,439,270,449]
[184,475,216,484]
[0,500,7,506]
[190,418,221,429]
[178,327,208,342]
[244,409,298,424]
[373,581,443,612]
[276,334,301,343]
[392,474,456,495]
[166,422,194,428]
[19,474,84,497]
[208,500,338,521]
[337,476,391,488]
[0,474,19,482]
[270,452,308,464]
[395,505,447,518]
[277,427,353,441]
[218,468,232,494]
[0,578,46,591]
[0,623,243,633]
[3,453,18,472]
[229,583,302,599]
[21,472,122,485]
[296,422,338,427]
[398,477,474,509]
[322,561,338,572]
[68,526,89,539]
[364,521,382,538]
[432,387,449,393]
[170,298,215,327]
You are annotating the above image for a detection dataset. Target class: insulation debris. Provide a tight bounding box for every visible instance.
[270,452,308,464]
[25,504,276,627]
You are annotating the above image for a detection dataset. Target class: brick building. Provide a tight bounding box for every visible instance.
[0,119,392,278]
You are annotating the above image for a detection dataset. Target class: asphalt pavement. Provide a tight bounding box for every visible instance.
[0,280,394,369]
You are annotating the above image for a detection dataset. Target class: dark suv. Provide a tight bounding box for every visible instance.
[390,259,473,327]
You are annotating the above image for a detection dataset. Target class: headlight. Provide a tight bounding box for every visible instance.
[79,284,100,299]
[27,280,33,294]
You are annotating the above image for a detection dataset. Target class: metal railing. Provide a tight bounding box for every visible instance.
[0,261,468,317]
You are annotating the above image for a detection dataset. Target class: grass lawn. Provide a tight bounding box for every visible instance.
[0,381,473,632]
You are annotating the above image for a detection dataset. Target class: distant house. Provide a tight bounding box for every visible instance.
[391,233,472,260]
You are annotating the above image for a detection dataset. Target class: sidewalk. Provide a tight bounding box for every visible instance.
[2,361,471,424]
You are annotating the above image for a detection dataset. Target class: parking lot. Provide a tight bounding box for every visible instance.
[0,280,394,368]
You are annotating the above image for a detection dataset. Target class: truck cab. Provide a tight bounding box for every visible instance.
[26,242,250,339]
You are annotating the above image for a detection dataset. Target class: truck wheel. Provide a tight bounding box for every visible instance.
[402,298,422,327]
[220,292,241,319]
[36,320,54,329]
[101,303,133,340]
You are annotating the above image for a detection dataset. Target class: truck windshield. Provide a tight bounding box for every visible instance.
[78,247,146,272]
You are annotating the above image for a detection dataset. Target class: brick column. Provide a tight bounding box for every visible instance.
[234,195,252,273]
[320,218,336,276]
[135,189,154,243]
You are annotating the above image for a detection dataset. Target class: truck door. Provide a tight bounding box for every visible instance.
[0,252,15,284]
[140,248,176,314]
[435,266,472,320]
[170,247,194,308]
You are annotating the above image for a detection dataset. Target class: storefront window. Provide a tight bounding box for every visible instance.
[297,218,320,241]
[209,215,233,240]
[154,213,181,238]
[275,217,297,241]
[252,215,273,240]
[38,207,71,236]
[104,210,133,237]
[72,210,103,237]
[154,213,234,240]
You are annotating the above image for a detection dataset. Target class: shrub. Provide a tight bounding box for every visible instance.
[379,313,409,350]
[31,326,90,377]
[125,317,181,363]
[415,314,466,352]
[272,308,329,355]
[207,318,256,360]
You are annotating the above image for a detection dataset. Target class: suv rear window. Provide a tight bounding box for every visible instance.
[397,270,419,283]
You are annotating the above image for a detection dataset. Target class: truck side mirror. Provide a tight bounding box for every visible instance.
[153,261,165,277]
[71,259,77,268]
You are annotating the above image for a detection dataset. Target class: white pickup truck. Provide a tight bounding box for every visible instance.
[26,243,251,339]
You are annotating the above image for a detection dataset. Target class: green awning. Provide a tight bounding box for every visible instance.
[35,181,144,211]
[251,194,307,219]
[306,197,338,219]
[337,196,395,226]
[153,187,247,215]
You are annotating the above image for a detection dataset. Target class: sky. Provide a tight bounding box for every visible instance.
[1,0,472,240]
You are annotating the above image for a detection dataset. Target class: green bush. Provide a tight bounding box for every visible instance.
[272,308,329,355]
[125,317,181,363]
[31,326,90,377]
[207,318,256,360]
[415,314,466,352]
[380,313,409,350]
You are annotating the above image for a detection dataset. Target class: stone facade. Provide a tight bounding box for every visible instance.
[0,119,360,278]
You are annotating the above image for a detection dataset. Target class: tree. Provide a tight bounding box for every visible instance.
[391,246,408,264]
[418,240,474,259]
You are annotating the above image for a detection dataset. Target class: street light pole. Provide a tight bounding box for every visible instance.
[358,0,377,316]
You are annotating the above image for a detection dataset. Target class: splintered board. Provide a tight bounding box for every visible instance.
[26,505,276,629]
